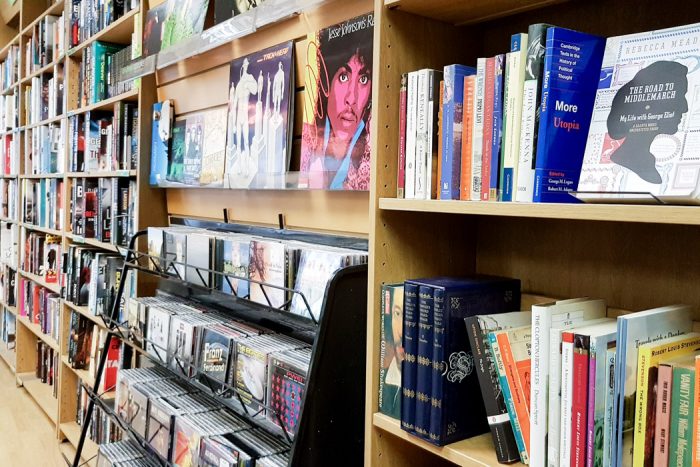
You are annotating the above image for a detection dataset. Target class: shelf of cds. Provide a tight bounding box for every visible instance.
[366,0,700,467]
[65,221,368,466]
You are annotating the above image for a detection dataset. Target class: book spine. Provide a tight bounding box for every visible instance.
[426,72,441,200]
[532,28,605,203]
[501,33,526,202]
[670,365,694,467]
[405,72,418,199]
[497,331,530,458]
[470,58,486,201]
[654,364,672,467]
[397,73,407,199]
[586,345,597,467]
[559,331,574,467]
[548,328,563,467]
[489,331,529,463]
[428,288,445,444]
[439,68,454,200]
[400,282,419,433]
[480,57,495,201]
[489,55,504,200]
[530,305,550,467]
[515,24,550,202]
[460,76,475,200]
[465,316,520,463]
[694,357,700,467]
[436,81,444,200]
[633,346,652,467]
[414,71,428,200]
[571,334,590,467]
[378,285,387,414]
[414,285,434,439]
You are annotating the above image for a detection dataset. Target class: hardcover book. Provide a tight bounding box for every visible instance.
[578,23,700,203]
[532,27,605,203]
[379,284,404,421]
[654,363,673,467]
[300,13,373,190]
[225,41,294,189]
[149,100,173,186]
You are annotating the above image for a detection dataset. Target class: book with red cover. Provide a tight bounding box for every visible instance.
[397,73,407,198]
[480,57,495,201]
[572,334,590,467]
[102,336,121,392]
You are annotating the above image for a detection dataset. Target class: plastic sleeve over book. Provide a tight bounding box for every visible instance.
[414,285,434,439]
[571,334,590,467]
[400,282,419,433]
[397,74,407,199]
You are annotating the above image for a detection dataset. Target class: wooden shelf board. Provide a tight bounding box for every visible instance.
[19,172,64,179]
[0,33,20,61]
[66,170,136,178]
[61,421,99,466]
[17,315,60,352]
[384,0,565,25]
[18,269,62,294]
[21,58,59,85]
[65,233,122,253]
[24,113,65,129]
[69,88,139,116]
[0,343,16,373]
[373,413,502,467]
[2,81,19,96]
[20,222,62,236]
[64,300,106,328]
[68,9,139,57]
[1,300,18,315]
[17,371,58,424]
[20,0,66,37]
[60,357,116,399]
[378,198,700,226]
[0,216,18,222]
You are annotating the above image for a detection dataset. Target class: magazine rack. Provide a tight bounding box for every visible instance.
[71,222,368,467]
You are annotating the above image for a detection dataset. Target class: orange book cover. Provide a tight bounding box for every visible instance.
[497,327,532,451]
[436,81,445,200]
[460,75,475,200]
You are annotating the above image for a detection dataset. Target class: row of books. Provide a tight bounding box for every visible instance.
[147,225,367,321]
[71,177,136,246]
[0,266,15,307]
[24,66,65,125]
[150,11,374,192]
[76,379,123,445]
[25,121,65,175]
[0,222,18,270]
[398,21,700,204]
[36,340,58,398]
[23,178,64,231]
[24,11,65,77]
[18,277,60,342]
[21,232,61,284]
[1,178,17,221]
[0,45,19,92]
[77,41,133,108]
[127,293,311,438]
[115,366,290,465]
[68,312,122,392]
[1,307,15,351]
[70,104,139,173]
[70,0,139,48]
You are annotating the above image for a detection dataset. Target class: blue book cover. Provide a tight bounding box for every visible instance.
[400,282,419,434]
[440,64,476,200]
[532,27,605,203]
[150,101,172,186]
[490,55,505,200]
[407,275,522,446]
[414,285,434,439]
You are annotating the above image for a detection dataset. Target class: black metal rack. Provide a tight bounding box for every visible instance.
[71,223,368,467]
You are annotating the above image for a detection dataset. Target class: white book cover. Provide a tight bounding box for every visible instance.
[414,70,428,199]
[531,298,606,467]
[559,330,575,467]
[405,71,418,199]
[503,34,527,201]
[547,315,608,467]
[603,346,616,467]
[589,326,617,467]
[613,304,692,467]
[425,71,440,200]
[578,23,700,203]
[470,58,486,200]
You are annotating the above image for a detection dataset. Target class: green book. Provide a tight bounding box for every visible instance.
[378,284,404,420]
[91,41,124,104]
[669,354,696,467]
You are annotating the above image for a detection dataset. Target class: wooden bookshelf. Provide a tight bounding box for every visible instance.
[67,7,139,57]
[17,371,58,424]
[60,421,98,467]
[16,315,60,352]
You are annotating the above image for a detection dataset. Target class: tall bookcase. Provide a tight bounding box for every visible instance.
[364,0,700,465]
[0,1,167,464]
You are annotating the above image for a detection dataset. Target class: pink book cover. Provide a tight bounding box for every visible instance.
[571,337,589,467]
[654,364,673,467]
[586,355,596,467]
[397,74,407,198]
[480,57,495,201]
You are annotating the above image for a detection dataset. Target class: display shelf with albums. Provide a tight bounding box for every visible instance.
[70,219,368,467]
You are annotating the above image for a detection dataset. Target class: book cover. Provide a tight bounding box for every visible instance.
[587,324,617,467]
[440,64,476,200]
[694,356,700,467]
[603,345,616,467]
[669,354,695,467]
[634,332,700,467]
[480,57,496,201]
[532,27,605,203]
[405,71,418,198]
[560,331,575,467]
[436,81,444,200]
[460,75,476,200]
[571,333,591,467]
[397,73,407,198]
[379,284,404,420]
[614,305,693,467]
[501,33,528,202]
[166,117,186,183]
[489,54,505,200]
[413,285,434,439]
[249,239,286,309]
[470,58,486,200]
[654,363,673,467]
[400,282,418,433]
[422,275,521,446]
[199,107,227,186]
[300,13,373,190]
[578,23,700,203]
[465,311,531,463]
[225,40,294,189]
[183,113,204,186]
[149,100,172,186]
[516,23,552,202]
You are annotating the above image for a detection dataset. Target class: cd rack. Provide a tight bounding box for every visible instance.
[71,222,368,467]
